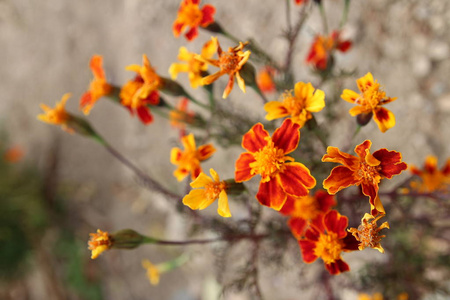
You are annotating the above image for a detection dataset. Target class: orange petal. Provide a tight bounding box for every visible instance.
[322,146,359,170]
[242,123,269,153]
[264,101,289,121]
[197,144,216,161]
[373,107,395,132]
[256,177,287,211]
[235,153,256,182]
[90,55,105,79]
[373,148,407,178]
[288,218,307,239]
[279,163,316,197]
[361,182,379,206]
[272,119,300,154]
[170,148,183,164]
[354,140,372,160]
[298,240,318,263]
[324,210,348,238]
[323,166,359,194]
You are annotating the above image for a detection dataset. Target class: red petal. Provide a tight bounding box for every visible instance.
[137,107,153,124]
[325,259,349,275]
[197,144,215,160]
[235,153,256,182]
[272,118,300,154]
[142,90,160,106]
[316,190,336,213]
[324,210,348,238]
[354,140,372,159]
[288,218,307,239]
[185,26,198,41]
[298,240,318,263]
[279,163,316,197]
[343,234,360,251]
[279,195,296,215]
[337,41,352,52]
[373,149,407,178]
[256,178,287,211]
[173,21,184,37]
[361,182,378,205]
[242,123,269,153]
[323,166,359,194]
[200,5,215,26]
[80,92,92,107]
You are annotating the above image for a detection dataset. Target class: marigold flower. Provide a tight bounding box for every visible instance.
[169,40,217,89]
[235,118,316,210]
[280,190,336,239]
[295,0,308,5]
[306,31,352,70]
[341,72,397,132]
[3,146,24,163]
[348,213,389,253]
[410,156,450,193]
[142,259,161,285]
[264,82,325,127]
[38,93,74,133]
[197,37,251,99]
[256,67,276,94]
[171,133,216,181]
[173,0,215,41]
[183,168,231,217]
[358,293,384,300]
[80,55,112,115]
[322,140,407,215]
[120,54,161,124]
[88,229,112,259]
[299,210,359,275]
[170,98,195,138]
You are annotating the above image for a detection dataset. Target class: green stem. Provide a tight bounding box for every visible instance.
[251,84,269,104]
[184,91,210,110]
[339,0,351,29]
[318,1,329,35]
[141,233,269,246]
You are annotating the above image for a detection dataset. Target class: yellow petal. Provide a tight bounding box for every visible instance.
[373,107,395,133]
[349,106,369,116]
[209,168,220,182]
[169,63,189,80]
[264,101,289,121]
[236,72,246,93]
[201,38,218,58]
[217,190,231,217]
[356,72,374,92]
[305,88,325,112]
[190,172,213,188]
[181,133,196,151]
[178,47,192,61]
[125,64,142,73]
[182,189,207,210]
[294,82,314,101]
[341,89,361,104]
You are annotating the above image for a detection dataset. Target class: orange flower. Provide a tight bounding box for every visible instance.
[173,0,215,41]
[322,140,407,215]
[3,146,24,163]
[170,133,216,181]
[80,55,112,115]
[256,67,276,94]
[142,259,161,285]
[264,82,325,127]
[348,213,389,253]
[38,93,74,133]
[295,0,308,5]
[410,156,450,193]
[235,118,316,211]
[169,39,217,89]
[341,72,397,132]
[197,37,251,99]
[306,31,352,70]
[170,98,195,138]
[120,55,161,124]
[88,229,112,259]
[280,190,336,239]
[183,168,231,217]
[299,210,359,275]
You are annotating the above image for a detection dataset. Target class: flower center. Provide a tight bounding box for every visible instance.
[249,140,288,182]
[357,162,382,185]
[314,232,344,264]
[291,195,321,220]
[357,82,386,110]
[281,90,307,116]
[204,181,226,200]
[219,52,241,74]
[179,4,203,26]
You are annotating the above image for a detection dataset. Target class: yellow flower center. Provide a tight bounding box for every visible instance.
[314,232,344,264]
[219,52,241,74]
[178,3,203,26]
[357,161,382,185]
[249,139,289,182]
[291,195,320,220]
[356,82,386,111]
[204,181,227,200]
[90,79,112,100]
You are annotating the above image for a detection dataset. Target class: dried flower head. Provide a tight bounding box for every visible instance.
[348,213,389,253]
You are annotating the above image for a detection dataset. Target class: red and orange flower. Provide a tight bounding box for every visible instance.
[88,229,112,259]
[80,55,112,115]
[235,118,316,211]
[409,156,450,193]
[280,190,336,239]
[38,93,74,133]
[171,133,216,181]
[322,140,407,215]
[306,30,352,70]
[120,55,161,124]
[170,98,195,139]
[256,66,276,94]
[197,37,251,99]
[173,0,215,41]
[299,210,359,275]
[341,72,397,132]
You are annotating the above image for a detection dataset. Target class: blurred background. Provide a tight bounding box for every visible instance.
[0,0,449,299]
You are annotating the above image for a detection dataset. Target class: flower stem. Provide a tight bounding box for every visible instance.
[318,1,329,35]
[141,233,269,246]
[339,0,351,29]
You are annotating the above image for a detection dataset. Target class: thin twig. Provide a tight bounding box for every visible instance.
[283,4,310,73]
[146,233,269,246]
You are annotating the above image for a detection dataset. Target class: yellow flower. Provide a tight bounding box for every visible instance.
[348,213,389,253]
[183,168,231,217]
[170,133,216,181]
[88,229,112,259]
[358,293,383,300]
[264,82,325,127]
[341,72,397,132]
[37,93,73,133]
[142,259,161,285]
[410,156,450,193]
[197,37,251,99]
[169,39,217,89]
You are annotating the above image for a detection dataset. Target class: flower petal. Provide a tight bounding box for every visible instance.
[242,123,269,153]
[264,101,289,121]
[299,240,318,263]
[137,106,153,124]
[341,89,361,104]
[197,144,216,160]
[316,190,336,213]
[324,210,348,238]
[200,4,215,26]
[185,26,198,41]
[183,189,207,210]
[373,107,395,133]
[235,153,256,182]
[190,172,213,188]
[322,146,360,169]
[354,140,372,159]
[272,118,300,154]
[305,88,325,113]
[288,218,307,239]
[256,178,287,210]
[325,259,350,275]
[217,190,231,217]
[279,163,316,197]
[373,149,407,178]
[323,166,359,194]
[356,72,374,93]
[361,182,379,206]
